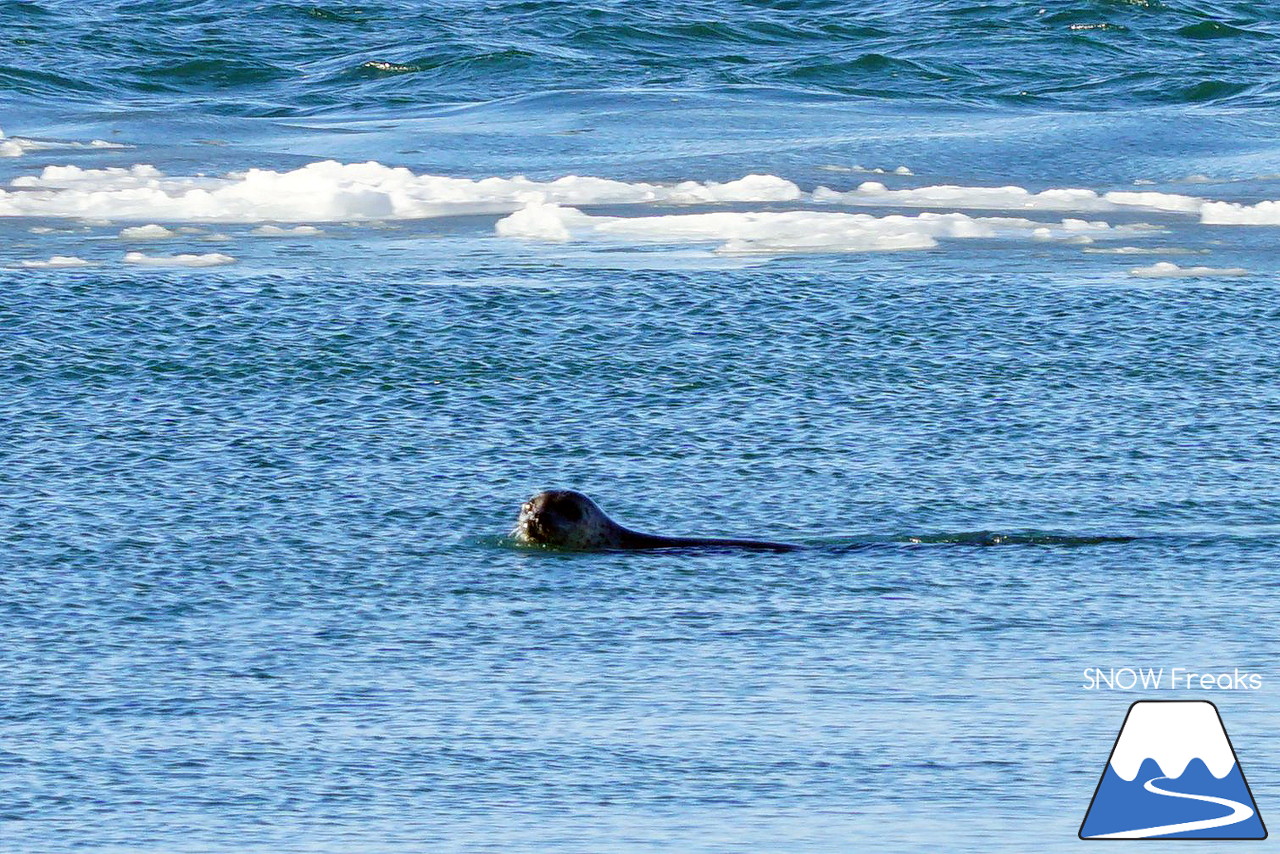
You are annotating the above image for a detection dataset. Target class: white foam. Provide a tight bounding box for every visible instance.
[17,255,92,268]
[123,251,236,267]
[1110,702,1237,781]
[119,223,176,239]
[495,202,1127,254]
[1129,261,1248,278]
[0,160,801,223]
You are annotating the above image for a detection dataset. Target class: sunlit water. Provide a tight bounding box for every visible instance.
[4,1,1280,850]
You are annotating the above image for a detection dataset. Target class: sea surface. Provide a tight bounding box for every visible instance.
[4,1,1280,851]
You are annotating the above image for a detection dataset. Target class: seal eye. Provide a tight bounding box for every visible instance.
[556,501,582,522]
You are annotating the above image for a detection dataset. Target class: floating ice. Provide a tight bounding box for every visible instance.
[1129,261,1248,277]
[119,223,176,239]
[7,157,1278,234]
[1105,190,1204,214]
[495,202,1127,254]
[0,160,801,223]
[251,224,324,236]
[1084,246,1205,255]
[0,128,130,158]
[17,255,93,268]
[123,251,236,267]
[814,182,1204,214]
[495,202,588,242]
[1201,200,1280,225]
[818,164,914,176]
[816,182,1113,211]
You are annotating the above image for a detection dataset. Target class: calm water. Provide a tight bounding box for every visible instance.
[3,1,1280,851]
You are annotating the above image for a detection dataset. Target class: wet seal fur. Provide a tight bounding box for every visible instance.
[512,489,798,552]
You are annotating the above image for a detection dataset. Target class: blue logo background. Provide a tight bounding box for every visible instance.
[1080,701,1266,840]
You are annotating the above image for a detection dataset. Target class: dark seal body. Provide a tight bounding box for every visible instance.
[512,489,797,552]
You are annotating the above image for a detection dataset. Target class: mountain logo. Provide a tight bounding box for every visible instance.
[1080,700,1266,840]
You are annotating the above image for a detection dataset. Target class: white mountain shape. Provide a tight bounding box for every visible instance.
[1109,701,1238,782]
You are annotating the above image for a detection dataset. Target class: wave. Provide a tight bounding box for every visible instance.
[3,0,1280,114]
[492,531,1137,552]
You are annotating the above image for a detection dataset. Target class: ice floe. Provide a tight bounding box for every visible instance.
[16,255,93,268]
[251,224,324,236]
[123,251,236,267]
[0,161,801,222]
[119,223,177,239]
[1,155,1278,240]
[817,164,914,176]
[1200,200,1280,225]
[1129,261,1248,278]
[1083,246,1205,255]
[0,127,130,158]
[495,201,1132,254]
[814,182,1205,214]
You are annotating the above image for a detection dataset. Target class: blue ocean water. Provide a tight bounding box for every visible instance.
[4,1,1280,851]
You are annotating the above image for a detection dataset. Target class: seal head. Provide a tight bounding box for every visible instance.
[513,489,622,550]
[512,489,797,551]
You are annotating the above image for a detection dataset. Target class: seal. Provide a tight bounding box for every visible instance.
[511,489,798,551]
